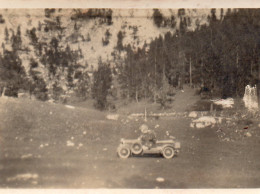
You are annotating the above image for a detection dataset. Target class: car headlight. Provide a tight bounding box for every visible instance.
[175,142,181,149]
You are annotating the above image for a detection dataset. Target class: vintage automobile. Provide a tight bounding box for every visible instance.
[117,138,181,159]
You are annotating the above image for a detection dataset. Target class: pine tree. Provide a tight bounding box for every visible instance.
[11,26,22,51]
[152,9,163,27]
[0,14,5,24]
[0,50,26,97]
[92,58,112,110]
[28,27,38,45]
[67,64,74,89]
[75,71,90,100]
[116,30,124,51]
[4,27,9,43]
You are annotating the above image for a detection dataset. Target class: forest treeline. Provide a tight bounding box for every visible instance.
[0,9,260,110]
[118,9,260,104]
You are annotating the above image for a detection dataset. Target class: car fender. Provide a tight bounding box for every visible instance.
[160,144,175,152]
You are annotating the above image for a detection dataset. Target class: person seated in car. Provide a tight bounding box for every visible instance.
[138,124,156,149]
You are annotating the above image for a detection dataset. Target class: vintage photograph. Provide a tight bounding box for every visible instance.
[0,8,260,189]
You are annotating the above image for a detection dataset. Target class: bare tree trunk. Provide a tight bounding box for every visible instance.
[154,60,157,103]
[189,56,192,87]
[154,47,157,103]
[1,86,6,97]
[236,46,239,96]
[135,88,138,103]
[258,61,260,108]
[182,52,185,89]
[210,28,213,47]
[127,89,130,100]
[250,60,253,76]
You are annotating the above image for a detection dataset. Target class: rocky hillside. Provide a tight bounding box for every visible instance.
[0,9,226,68]
[0,8,227,101]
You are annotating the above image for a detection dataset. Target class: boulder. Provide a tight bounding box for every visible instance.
[106,114,119,121]
[189,111,198,118]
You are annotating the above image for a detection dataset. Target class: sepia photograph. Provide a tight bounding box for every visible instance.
[0,1,260,191]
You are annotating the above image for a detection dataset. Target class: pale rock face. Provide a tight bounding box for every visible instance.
[188,111,198,118]
[191,116,217,128]
[0,9,213,69]
[0,9,218,96]
[243,85,258,112]
[213,98,234,108]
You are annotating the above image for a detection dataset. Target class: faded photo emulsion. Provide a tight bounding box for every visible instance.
[0,8,260,189]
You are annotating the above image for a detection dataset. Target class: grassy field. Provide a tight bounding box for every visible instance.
[0,86,260,188]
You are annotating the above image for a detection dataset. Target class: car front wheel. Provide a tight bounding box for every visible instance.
[118,147,131,159]
[162,146,175,159]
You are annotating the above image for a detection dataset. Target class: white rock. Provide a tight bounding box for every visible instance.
[188,111,198,118]
[155,124,160,128]
[213,98,234,108]
[48,99,54,103]
[65,105,75,109]
[156,177,165,182]
[245,132,252,137]
[78,143,83,147]
[196,123,205,129]
[83,131,87,135]
[190,123,195,128]
[7,173,38,182]
[194,116,216,124]
[21,154,33,159]
[192,116,217,128]
[66,140,75,147]
[106,114,119,120]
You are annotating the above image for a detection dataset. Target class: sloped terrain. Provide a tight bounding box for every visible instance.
[0,88,259,188]
[0,8,217,71]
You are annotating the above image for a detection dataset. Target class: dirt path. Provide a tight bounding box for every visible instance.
[171,85,200,112]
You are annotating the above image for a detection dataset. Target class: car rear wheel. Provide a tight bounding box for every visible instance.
[131,142,143,155]
[162,146,175,159]
[118,147,131,159]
